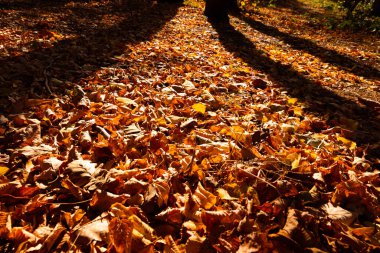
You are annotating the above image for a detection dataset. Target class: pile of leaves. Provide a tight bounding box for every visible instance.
[0,0,379,252]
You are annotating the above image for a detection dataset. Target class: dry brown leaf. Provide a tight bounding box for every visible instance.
[164,235,181,253]
[128,215,156,242]
[185,231,206,253]
[63,209,86,229]
[90,190,129,212]
[61,177,87,200]
[0,212,11,238]
[40,223,66,253]
[17,144,55,159]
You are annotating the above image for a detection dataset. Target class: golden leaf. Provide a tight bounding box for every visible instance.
[288,98,298,105]
[0,166,9,176]
[193,183,217,210]
[293,106,303,116]
[227,125,251,144]
[192,103,206,114]
[337,136,356,150]
[291,153,302,169]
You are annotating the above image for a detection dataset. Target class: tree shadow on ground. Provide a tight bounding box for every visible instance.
[0,0,89,9]
[0,0,181,112]
[209,18,380,155]
[237,15,380,80]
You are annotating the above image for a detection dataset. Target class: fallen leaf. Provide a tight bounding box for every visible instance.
[109,217,133,253]
[322,203,355,225]
[192,103,206,114]
[193,183,217,210]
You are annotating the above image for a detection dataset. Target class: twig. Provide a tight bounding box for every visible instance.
[51,199,91,205]
[236,167,282,197]
[43,68,54,96]
[95,126,111,139]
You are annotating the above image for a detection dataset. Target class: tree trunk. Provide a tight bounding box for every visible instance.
[372,0,380,16]
[204,0,238,21]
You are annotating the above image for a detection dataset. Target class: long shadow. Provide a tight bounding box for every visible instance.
[235,15,380,80]
[0,0,88,10]
[209,19,380,155]
[0,1,181,111]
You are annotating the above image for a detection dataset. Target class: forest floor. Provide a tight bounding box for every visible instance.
[0,0,379,252]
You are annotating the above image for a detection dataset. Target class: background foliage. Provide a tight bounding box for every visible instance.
[236,0,380,32]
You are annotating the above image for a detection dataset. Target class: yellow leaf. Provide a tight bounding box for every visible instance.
[288,98,298,105]
[192,103,206,114]
[230,125,244,133]
[337,136,356,150]
[0,166,9,176]
[209,154,225,164]
[155,117,167,126]
[293,106,303,116]
[193,183,216,210]
[291,153,301,169]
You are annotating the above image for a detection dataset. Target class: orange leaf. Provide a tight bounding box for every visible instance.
[109,218,133,253]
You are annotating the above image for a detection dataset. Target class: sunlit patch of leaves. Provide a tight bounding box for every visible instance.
[0,0,379,252]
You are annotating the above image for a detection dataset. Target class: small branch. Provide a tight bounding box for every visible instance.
[95,126,111,139]
[51,199,91,205]
[236,167,282,197]
[43,68,54,96]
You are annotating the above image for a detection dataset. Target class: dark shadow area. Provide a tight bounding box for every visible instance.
[0,0,89,9]
[208,18,380,154]
[236,15,380,80]
[0,0,181,111]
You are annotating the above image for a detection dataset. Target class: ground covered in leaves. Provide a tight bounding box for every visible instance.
[0,0,380,252]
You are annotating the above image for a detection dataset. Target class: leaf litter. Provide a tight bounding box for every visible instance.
[0,0,379,252]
